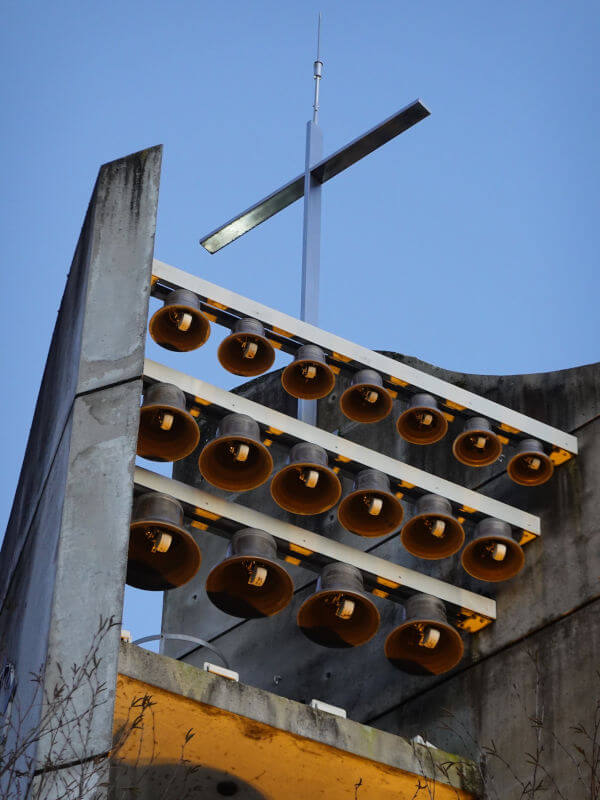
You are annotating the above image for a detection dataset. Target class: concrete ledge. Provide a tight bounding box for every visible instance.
[118,643,482,796]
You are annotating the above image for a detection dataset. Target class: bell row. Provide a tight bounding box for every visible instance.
[148,296,555,481]
[129,494,468,675]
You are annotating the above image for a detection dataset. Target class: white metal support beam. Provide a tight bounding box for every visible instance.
[151,259,578,458]
[143,358,541,537]
[134,466,497,625]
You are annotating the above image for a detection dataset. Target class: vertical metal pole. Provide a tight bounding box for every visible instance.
[298,121,323,425]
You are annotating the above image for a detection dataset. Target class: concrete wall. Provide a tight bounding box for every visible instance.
[164,355,600,798]
[0,146,161,798]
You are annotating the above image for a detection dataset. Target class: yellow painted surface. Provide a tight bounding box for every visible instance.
[113,674,475,800]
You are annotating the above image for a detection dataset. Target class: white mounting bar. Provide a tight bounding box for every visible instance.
[134,466,497,625]
[151,259,578,458]
[143,358,541,537]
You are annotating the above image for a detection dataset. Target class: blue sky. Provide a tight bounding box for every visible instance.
[1,1,598,641]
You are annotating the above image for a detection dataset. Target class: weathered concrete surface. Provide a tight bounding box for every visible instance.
[164,355,600,795]
[0,147,161,797]
[114,642,481,798]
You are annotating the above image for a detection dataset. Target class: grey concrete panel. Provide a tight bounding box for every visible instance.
[37,380,143,765]
[0,146,162,611]
[373,598,600,800]
[77,147,161,393]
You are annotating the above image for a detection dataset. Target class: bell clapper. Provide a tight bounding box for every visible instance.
[300,468,320,488]
[242,340,258,360]
[361,388,379,404]
[230,442,250,462]
[302,364,317,380]
[144,528,173,554]
[429,518,446,538]
[417,625,440,649]
[245,560,268,587]
[525,456,541,471]
[417,412,433,427]
[335,596,355,620]
[490,542,507,562]
[473,435,488,450]
[158,411,175,431]
[365,495,383,516]
[168,309,193,332]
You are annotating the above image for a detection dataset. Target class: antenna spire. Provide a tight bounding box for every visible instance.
[312,13,323,124]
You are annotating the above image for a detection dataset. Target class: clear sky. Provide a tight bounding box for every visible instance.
[1,1,598,642]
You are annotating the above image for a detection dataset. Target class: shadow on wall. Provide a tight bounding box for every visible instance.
[110,763,267,799]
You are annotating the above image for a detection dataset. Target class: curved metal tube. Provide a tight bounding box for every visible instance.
[131,633,230,669]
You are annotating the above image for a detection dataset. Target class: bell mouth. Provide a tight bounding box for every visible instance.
[199,435,273,492]
[149,304,210,352]
[127,520,201,591]
[507,451,554,486]
[217,332,275,377]
[271,462,342,515]
[206,555,294,618]
[137,403,200,462]
[401,513,465,559]
[339,383,393,423]
[338,490,403,537]
[396,406,448,445]
[461,536,525,582]
[453,430,502,467]
[297,589,380,648]
[281,360,336,400]
[385,619,464,675]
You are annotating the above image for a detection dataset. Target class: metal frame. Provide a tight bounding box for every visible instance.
[151,258,577,458]
[143,358,540,536]
[134,466,497,627]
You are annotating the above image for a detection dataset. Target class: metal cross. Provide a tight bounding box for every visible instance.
[200,25,430,422]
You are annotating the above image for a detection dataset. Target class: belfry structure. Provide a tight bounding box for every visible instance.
[1,48,598,800]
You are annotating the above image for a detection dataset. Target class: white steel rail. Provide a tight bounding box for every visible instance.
[143,358,541,536]
[151,259,578,457]
[134,466,497,623]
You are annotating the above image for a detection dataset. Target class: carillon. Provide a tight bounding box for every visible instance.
[337,469,403,537]
[149,288,210,352]
[206,529,294,618]
[385,594,463,675]
[340,369,393,424]
[218,318,276,377]
[507,438,554,486]
[401,494,465,560]
[137,382,200,462]
[297,563,380,648]
[396,393,448,445]
[271,442,341,515]
[452,416,502,467]
[281,344,336,400]
[199,413,273,491]
[127,492,201,591]
[461,518,525,582]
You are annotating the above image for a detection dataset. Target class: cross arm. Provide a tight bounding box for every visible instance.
[200,99,430,253]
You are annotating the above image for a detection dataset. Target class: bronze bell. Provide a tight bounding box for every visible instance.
[453,416,502,467]
[271,442,341,515]
[297,563,380,648]
[281,344,336,400]
[198,413,273,492]
[337,469,403,537]
[206,529,293,618]
[462,518,525,582]
[401,494,465,559]
[507,438,554,486]
[396,393,448,445]
[148,288,211,352]
[385,594,464,675]
[137,382,200,462]
[339,369,393,424]
[217,318,276,377]
[127,492,201,591]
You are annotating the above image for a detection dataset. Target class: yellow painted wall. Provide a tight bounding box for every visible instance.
[111,674,475,799]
